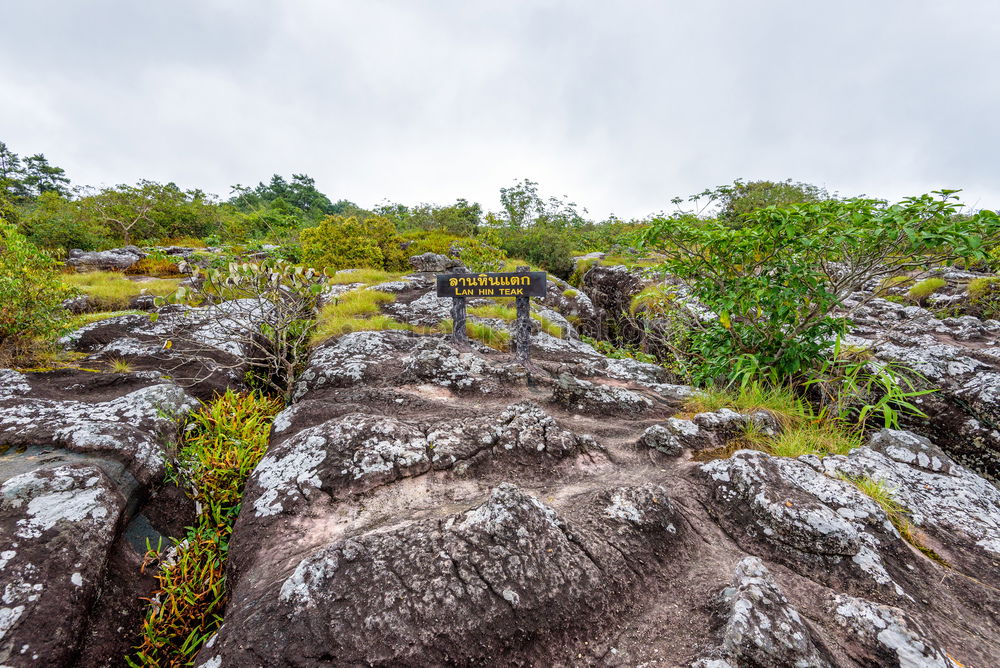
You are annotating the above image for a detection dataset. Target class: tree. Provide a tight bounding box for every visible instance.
[0,142,28,201]
[498,178,587,229]
[21,154,71,198]
[687,178,830,224]
[80,182,157,245]
[229,173,337,218]
[0,200,71,364]
[159,259,327,401]
[79,180,221,245]
[20,192,108,250]
[376,199,483,236]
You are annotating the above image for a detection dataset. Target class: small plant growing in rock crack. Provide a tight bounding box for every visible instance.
[128,390,282,667]
[840,474,949,566]
[108,357,134,373]
[156,258,328,402]
[802,338,935,432]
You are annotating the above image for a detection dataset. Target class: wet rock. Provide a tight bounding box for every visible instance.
[0,464,125,665]
[66,246,145,272]
[408,252,463,273]
[552,373,653,415]
[694,557,831,667]
[0,376,197,485]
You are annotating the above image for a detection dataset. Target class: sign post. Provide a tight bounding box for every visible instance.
[435,268,547,363]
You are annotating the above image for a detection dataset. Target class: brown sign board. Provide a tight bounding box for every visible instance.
[436,271,547,299]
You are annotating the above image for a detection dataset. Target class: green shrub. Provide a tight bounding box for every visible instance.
[906,277,946,303]
[0,216,71,364]
[493,224,575,279]
[19,192,109,250]
[640,193,1000,384]
[456,238,506,273]
[401,230,461,256]
[301,214,407,271]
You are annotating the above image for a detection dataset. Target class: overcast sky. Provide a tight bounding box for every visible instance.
[2,0,998,219]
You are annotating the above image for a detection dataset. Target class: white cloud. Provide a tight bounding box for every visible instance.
[2,0,997,217]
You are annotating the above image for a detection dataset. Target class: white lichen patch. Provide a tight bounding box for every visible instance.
[252,430,328,517]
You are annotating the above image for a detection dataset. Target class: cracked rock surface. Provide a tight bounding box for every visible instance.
[202,328,1000,666]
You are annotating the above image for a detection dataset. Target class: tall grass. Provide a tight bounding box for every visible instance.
[62,271,180,309]
[311,289,398,343]
[129,390,283,667]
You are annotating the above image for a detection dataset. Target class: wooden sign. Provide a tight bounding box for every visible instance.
[438,268,546,364]
[435,271,547,299]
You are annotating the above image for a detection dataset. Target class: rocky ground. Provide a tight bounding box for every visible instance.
[1,251,999,666]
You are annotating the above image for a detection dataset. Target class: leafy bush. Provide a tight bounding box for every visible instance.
[640,192,1000,384]
[19,192,109,250]
[0,213,71,364]
[300,214,407,271]
[162,259,327,400]
[77,181,221,245]
[401,230,461,256]
[456,238,506,273]
[378,199,482,236]
[494,224,575,278]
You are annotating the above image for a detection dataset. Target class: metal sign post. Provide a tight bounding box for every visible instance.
[435,268,547,362]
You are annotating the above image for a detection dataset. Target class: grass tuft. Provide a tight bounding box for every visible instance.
[687,382,809,426]
[64,310,146,332]
[907,277,946,302]
[107,357,133,374]
[126,257,183,277]
[327,268,408,286]
[842,474,949,565]
[531,312,564,338]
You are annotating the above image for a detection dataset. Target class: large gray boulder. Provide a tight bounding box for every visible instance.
[408,252,463,273]
[66,245,145,272]
[0,370,198,665]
